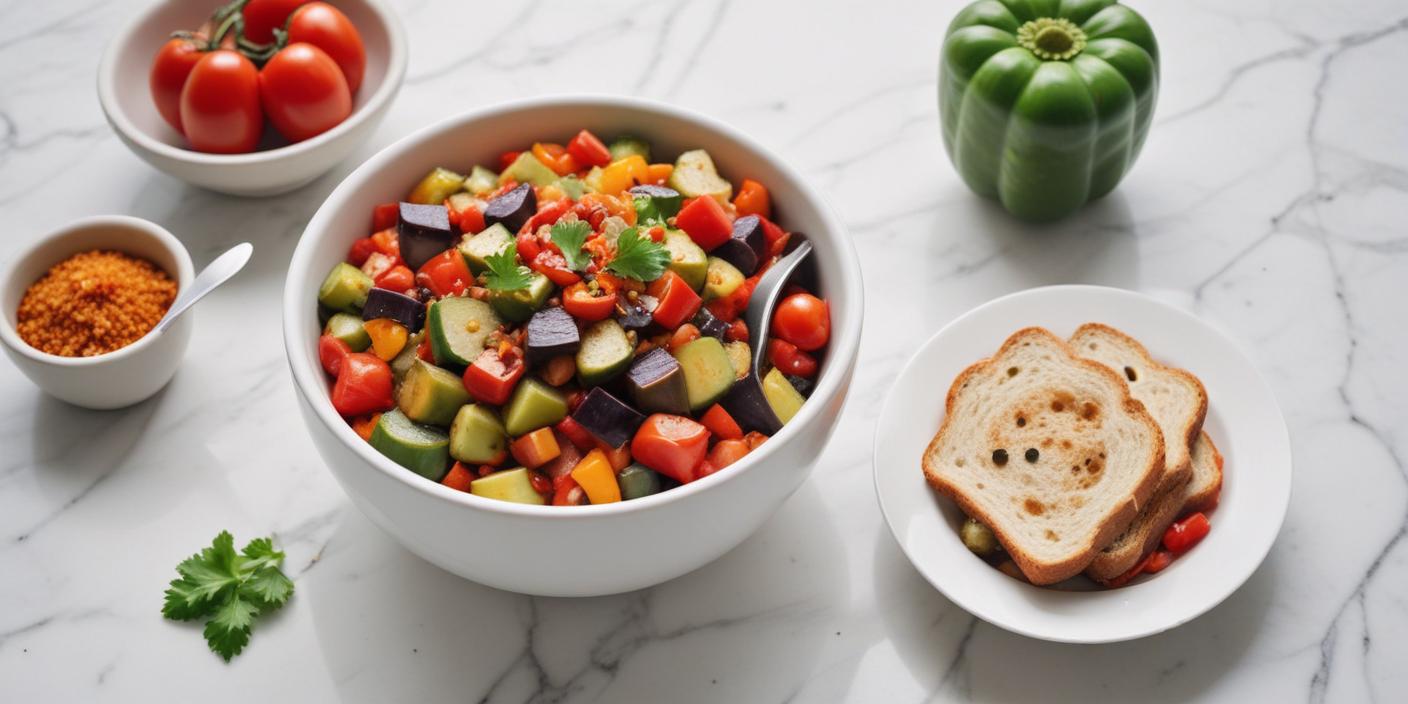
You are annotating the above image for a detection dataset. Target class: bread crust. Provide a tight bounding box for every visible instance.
[922,327,1165,585]
[1183,432,1224,514]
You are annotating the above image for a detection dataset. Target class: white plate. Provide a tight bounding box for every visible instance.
[873,285,1292,643]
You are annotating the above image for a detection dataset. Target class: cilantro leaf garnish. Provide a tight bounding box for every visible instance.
[606,227,671,282]
[549,220,593,272]
[483,242,533,291]
[162,531,295,661]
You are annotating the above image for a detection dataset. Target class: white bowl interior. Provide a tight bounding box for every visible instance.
[105,0,394,155]
[874,285,1291,643]
[286,97,864,517]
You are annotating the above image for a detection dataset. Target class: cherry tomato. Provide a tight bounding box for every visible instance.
[241,0,307,44]
[768,339,818,377]
[330,353,394,417]
[179,50,263,154]
[416,249,472,297]
[562,280,617,322]
[567,129,611,168]
[287,1,367,93]
[149,35,206,134]
[318,334,351,377]
[771,292,830,351]
[259,42,352,143]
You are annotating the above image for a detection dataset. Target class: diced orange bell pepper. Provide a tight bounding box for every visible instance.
[363,318,409,361]
[706,439,751,471]
[570,449,621,504]
[733,178,771,219]
[596,155,649,194]
[646,163,673,185]
[699,404,743,441]
[510,428,561,469]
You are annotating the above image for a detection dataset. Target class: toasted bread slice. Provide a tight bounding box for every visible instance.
[1071,323,1208,580]
[1184,431,1223,514]
[922,327,1165,585]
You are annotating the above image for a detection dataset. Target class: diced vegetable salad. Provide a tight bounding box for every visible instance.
[315,129,830,506]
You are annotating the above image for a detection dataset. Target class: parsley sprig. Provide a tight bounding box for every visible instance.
[162,531,294,661]
[549,220,593,272]
[607,227,671,282]
[483,242,533,291]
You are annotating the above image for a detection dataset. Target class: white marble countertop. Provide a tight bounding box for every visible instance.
[2,0,1405,701]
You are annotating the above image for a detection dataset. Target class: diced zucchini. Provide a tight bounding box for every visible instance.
[324,312,371,351]
[617,463,663,500]
[370,409,451,481]
[762,368,805,425]
[449,404,508,464]
[674,337,736,411]
[488,272,552,322]
[457,223,513,274]
[576,319,633,386]
[465,166,499,197]
[408,167,465,205]
[608,136,651,162]
[555,175,586,200]
[427,296,501,368]
[702,256,744,301]
[630,185,682,224]
[499,152,558,187]
[503,378,569,436]
[391,330,425,381]
[668,149,732,203]
[724,340,752,380]
[470,467,546,505]
[662,229,708,291]
[318,262,373,314]
[397,359,471,427]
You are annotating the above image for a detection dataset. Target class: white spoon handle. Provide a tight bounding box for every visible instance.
[155,242,254,334]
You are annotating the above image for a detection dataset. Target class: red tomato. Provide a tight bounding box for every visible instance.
[771,293,830,351]
[515,231,543,262]
[373,264,413,291]
[370,228,400,261]
[674,196,733,251]
[149,35,206,134]
[768,339,818,377]
[631,414,711,484]
[1162,512,1211,554]
[331,353,394,417]
[347,237,378,266]
[372,203,399,232]
[179,50,263,154]
[562,280,617,322]
[699,404,743,441]
[416,249,472,297]
[318,334,351,377]
[241,0,307,44]
[567,129,612,168]
[259,42,352,143]
[287,2,367,94]
[555,417,598,452]
[462,348,526,406]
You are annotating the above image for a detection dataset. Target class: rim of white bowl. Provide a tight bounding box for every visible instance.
[0,215,195,367]
[96,0,407,166]
[284,95,864,518]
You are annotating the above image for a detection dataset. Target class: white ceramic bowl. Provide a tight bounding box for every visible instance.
[874,285,1292,643]
[284,96,863,596]
[97,0,406,197]
[0,216,195,409]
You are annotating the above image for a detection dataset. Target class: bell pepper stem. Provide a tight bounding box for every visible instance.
[1017,18,1087,61]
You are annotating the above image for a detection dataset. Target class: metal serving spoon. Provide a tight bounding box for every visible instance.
[154,242,254,334]
[720,239,814,434]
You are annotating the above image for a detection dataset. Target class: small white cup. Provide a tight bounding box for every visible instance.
[0,216,195,409]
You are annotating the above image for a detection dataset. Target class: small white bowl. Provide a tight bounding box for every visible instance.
[284,96,864,596]
[0,216,195,409]
[874,285,1292,643]
[97,0,406,197]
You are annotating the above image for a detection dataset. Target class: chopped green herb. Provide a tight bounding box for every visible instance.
[162,531,294,661]
[550,220,593,272]
[607,227,671,282]
[483,242,533,291]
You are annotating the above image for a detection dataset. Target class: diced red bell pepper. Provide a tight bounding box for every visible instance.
[539,430,584,480]
[347,237,378,267]
[699,404,743,441]
[374,264,414,292]
[551,474,588,506]
[768,339,818,378]
[417,249,473,297]
[1143,549,1175,574]
[498,150,521,171]
[555,416,598,452]
[442,462,475,492]
[331,353,394,417]
[567,129,611,168]
[516,231,543,262]
[562,279,617,322]
[532,250,582,287]
[630,414,711,484]
[524,198,573,233]
[416,335,435,363]
[706,438,751,471]
[318,334,352,377]
[705,273,758,322]
[448,199,485,235]
[510,427,561,469]
[462,348,525,406]
[647,270,702,329]
[370,228,401,263]
[674,196,732,251]
[372,202,399,233]
[1162,512,1211,554]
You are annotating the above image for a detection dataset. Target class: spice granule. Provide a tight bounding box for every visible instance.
[16,250,177,357]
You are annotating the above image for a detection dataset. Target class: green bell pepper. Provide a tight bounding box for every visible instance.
[939,0,1159,221]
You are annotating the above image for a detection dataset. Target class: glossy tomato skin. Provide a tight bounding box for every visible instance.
[150,35,206,134]
[241,0,307,44]
[179,50,263,154]
[287,2,366,93]
[771,292,830,351]
[259,43,352,143]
